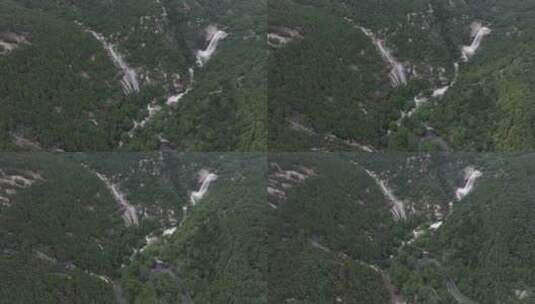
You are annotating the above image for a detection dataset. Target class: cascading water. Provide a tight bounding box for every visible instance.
[363,168,407,221]
[359,26,407,87]
[196,26,229,67]
[85,29,140,94]
[455,167,482,201]
[461,22,491,62]
[128,103,162,137]
[190,170,218,205]
[94,172,139,226]
[161,169,218,238]
[166,68,195,106]
[131,25,227,137]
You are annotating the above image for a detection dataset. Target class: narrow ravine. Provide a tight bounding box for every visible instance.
[0,32,29,56]
[386,20,489,140]
[268,162,316,209]
[0,169,43,207]
[156,169,218,240]
[398,166,482,303]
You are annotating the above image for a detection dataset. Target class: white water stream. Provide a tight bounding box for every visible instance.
[95,172,139,226]
[85,29,140,94]
[359,26,407,87]
[364,168,407,221]
[190,169,218,206]
[429,221,443,230]
[196,26,229,67]
[161,169,218,239]
[130,25,227,137]
[166,68,195,106]
[461,22,491,62]
[127,103,162,137]
[455,167,482,201]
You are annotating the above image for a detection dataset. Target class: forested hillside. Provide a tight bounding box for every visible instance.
[1,152,534,303]
[0,0,266,152]
[269,0,535,152]
[0,152,267,303]
[267,152,535,303]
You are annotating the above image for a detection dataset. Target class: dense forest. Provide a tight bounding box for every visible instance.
[2,0,535,303]
[268,0,535,152]
[1,152,535,303]
[0,0,266,152]
[0,152,267,303]
[267,152,535,303]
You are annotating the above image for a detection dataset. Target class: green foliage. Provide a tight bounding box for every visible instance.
[0,0,266,151]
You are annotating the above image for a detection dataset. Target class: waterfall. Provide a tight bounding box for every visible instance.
[190,170,218,205]
[196,26,229,67]
[461,22,491,62]
[455,167,482,201]
[85,29,140,94]
[364,168,407,221]
[359,26,407,87]
[94,172,139,226]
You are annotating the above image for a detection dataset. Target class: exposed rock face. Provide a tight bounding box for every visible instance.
[268,27,303,48]
[0,31,30,55]
[0,169,43,206]
[268,162,316,208]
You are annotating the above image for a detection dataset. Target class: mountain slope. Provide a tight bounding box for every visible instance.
[0,0,266,152]
[267,152,535,303]
[0,152,267,303]
[269,0,535,152]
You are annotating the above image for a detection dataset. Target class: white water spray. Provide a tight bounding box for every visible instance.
[128,103,162,137]
[196,26,228,67]
[95,172,139,226]
[167,68,195,106]
[429,221,443,230]
[455,167,482,201]
[461,22,491,62]
[432,85,450,98]
[190,170,218,205]
[364,168,407,221]
[359,26,407,87]
[85,29,140,94]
